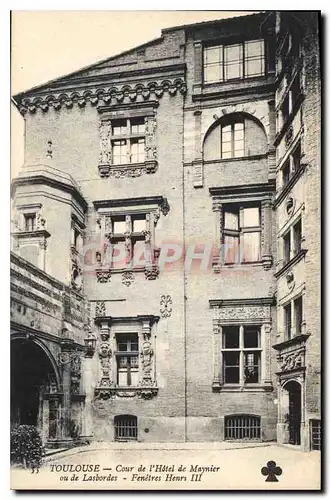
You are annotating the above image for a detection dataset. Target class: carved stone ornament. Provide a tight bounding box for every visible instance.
[145,265,160,280]
[286,271,295,291]
[140,337,154,379]
[145,116,157,161]
[95,300,106,317]
[99,120,112,166]
[286,196,295,216]
[217,306,270,321]
[18,78,187,115]
[160,294,173,318]
[122,271,135,287]
[71,354,81,378]
[96,268,111,283]
[279,349,304,372]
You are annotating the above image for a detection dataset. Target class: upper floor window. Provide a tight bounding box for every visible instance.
[221,122,244,159]
[282,216,302,265]
[24,213,36,232]
[204,39,265,84]
[223,205,261,264]
[284,294,304,340]
[111,118,146,165]
[203,114,267,161]
[111,214,148,269]
[281,141,301,187]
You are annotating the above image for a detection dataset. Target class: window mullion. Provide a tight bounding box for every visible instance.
[239,325,244,385]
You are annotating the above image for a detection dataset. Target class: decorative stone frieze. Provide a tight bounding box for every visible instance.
[16,78,187,115]
[160,295,173,318]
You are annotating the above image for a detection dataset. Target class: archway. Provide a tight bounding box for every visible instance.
[11,337,59,431]
[283,380,302,445]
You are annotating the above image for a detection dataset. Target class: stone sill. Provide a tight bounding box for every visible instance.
[212,383,273,393]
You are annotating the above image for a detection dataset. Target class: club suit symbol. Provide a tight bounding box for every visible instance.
[261,461,282,482]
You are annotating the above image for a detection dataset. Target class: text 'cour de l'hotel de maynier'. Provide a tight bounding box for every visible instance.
[11,12,321,452]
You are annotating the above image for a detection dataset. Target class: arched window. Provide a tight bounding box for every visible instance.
[203,114,267,161]
[114,415,138,441]
[224,414,261,440]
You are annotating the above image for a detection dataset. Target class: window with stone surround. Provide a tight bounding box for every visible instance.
[98,104,158,178]
[210,298,274,392]
[94,314,159,400]
[203,39,265,84]
[222,325,262,384]
[223,204,261,264]
[94,196,169,282]
[24,213,36,232]
[282,215,302,265]
[283,293,304,341]
[211,185,274,272]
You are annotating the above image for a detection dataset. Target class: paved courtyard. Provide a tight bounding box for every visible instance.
[11,442,321,491]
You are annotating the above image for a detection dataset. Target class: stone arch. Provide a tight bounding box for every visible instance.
[203,110,268,161]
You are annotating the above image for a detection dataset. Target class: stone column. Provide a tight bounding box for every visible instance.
[212,200,223,273]
[212,319,221,387]
[192,110,203,188]
[261,199,273,270]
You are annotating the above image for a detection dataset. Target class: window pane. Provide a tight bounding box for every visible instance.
[112,120,127,135]
[225,62,242,80]
[223,326,240,348]
[284,231,291,263]
[133,218,146,232]
[205,46,222,63]
[223,352,240,384]
[112,140,127,164]
[284,303,292,339]
[224,235,239,264]
[244,352,260,383]
[294,296,303,334]
[118,356,128,366]
[224,210,239,230]
[245,40,264,58]
[131,138,145,163]
[113,220,126,233]
[242,232,260,262]
[118,370,128,386]
[204,64,221,83]
[242,207,260,227]
[246,59,264,77]
[131,118,145,134]
[244,326,260,348]
[131,370,139,386]
[283,160,291,185]
[225,44,242,62]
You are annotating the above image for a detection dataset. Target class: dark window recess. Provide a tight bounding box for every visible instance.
[223,351,240,384]
[114,415,138,441]
[24,214,36,232]
[225,415,261,440]
[292,142,301,172]
[294,295,303,335]
[310,420,321,450]
[284,303,292,340]
[284,231,291,264]
[282,159,291,185]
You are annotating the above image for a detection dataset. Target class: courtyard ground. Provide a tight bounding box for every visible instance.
[11,442,321,491]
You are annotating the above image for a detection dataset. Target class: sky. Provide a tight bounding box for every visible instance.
[11,10,257,178]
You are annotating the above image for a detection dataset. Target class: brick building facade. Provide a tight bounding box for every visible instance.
[11,11,321,450]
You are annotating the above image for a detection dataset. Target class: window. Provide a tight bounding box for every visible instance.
[225,415,261,440]
[116,333,139,387]
[221,122,244,159]
[110,214,148,269]
[284,303,292,340]
[310,420,321,451]
[24,213,36,232]
[283,217,302,265]
[114,415,138,441]
[281,142,301,187]
[204,39,265,83]
[222,326,261,384]
[111,118,146,165]
[283,231,291,264]
[223,205,261,264]
[294,295,303,335]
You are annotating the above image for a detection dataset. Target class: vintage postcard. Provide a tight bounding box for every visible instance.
[10,10,321,490]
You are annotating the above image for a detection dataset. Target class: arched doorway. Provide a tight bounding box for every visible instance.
[11,337,59,432]
[283,380,302,445]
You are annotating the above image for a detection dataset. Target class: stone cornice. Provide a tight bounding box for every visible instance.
[12,173,88,212]
[13,74,187,116]
[210,297,275,308]
[272,333,311,351]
